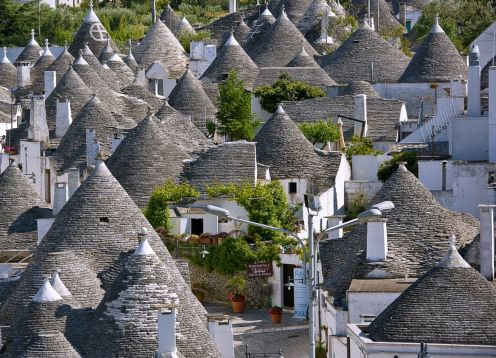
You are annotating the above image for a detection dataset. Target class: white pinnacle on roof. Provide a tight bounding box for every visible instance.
[471,44,480,55]
[437,235,471,269]
[261,5,273,16]
[84,0,101,23]
[28,28,39,46]
[431,14,444,34]
[50,270,72,297]
[127,39,135,60]
[225,32,239,47]
[276,104,286,114]
[1,47,10,64]
[32,280,63,302]
[108,53,124,63]
[94,162,112,177]
[134,238,156,256]
[102,38,113,54]
[42,39,53,57]
[74,49,89,65]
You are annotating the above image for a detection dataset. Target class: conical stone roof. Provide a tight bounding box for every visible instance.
[68,4,119,57]
[134,19,188,78]
[297,0,330,34]
[81,43,121,87]
[287,44,318,67]
[98,38,114,63]
[218,18,251,48]
[342,80,380,97]
[160,4,181,32]
[246,8,318,67]
[254,105,342,188]
[154,101,212,153]
[120,78,164,110]
[45,67,93,132]
[321,21,410,83]
[319,164,480,303]
[168,69,217,119]
[52,95,119,174]
[367,239,496,345]
[399,17,467,83]
[46,46,75,79]
[0,47,16,88]
[16,29,42,64]
[176,17,196,34]
[283,0,313,24]
[352,0,404,33]
[201,33,259,89]
[19,332,81,358]
[106,116,189,207]
[30,43,54,90]
[0,164,50,250]
[106,54,134,87]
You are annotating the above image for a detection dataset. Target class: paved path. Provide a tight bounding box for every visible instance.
[204,303,309,358]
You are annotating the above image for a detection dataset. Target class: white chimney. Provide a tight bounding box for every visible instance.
[36,218,55,245]
[86,128,99,167]
[28,95,49,143]
[207,314,235,358]
[399,2,406,27]
[53,182,68,216]
[479,205,495,280]
[55,97,72,138]
[468,45,481,117]
[489,67,496,163]
[353,94,368,137]
[44,70,56,97]
[16,61,31,88]
[229,0,237,13]
[67,168,80,198]
[366,218,388,261]
[156,304,179,358]
[327,216,345,240]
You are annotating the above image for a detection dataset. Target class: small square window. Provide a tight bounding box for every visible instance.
[100,217,109,223]
[289,182,297,194]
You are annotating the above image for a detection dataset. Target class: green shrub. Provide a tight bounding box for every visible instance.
[298,120,340,145]
[345,135,383,163]
[377,151,418,182]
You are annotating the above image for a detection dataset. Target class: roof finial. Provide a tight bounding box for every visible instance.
[31,28,35,39]
[281,4,285,14]
[1,47,10,64]
[44,39,49,48]
[448,234,456,248]
[431,13,444,33]
[90,0,93,10]
[276,104,285,114]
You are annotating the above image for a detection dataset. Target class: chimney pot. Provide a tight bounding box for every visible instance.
[366,219,388,261]
[479,204,495,280]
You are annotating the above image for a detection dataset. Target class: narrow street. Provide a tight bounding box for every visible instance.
[205,303,310,358]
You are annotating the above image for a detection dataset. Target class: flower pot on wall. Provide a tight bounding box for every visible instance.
[231,300,246,313]
[270,313,282,323]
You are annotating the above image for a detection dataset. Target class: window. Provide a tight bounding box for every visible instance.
[191,218,204,235]
[100,217,109,223]
[289,182,297,194]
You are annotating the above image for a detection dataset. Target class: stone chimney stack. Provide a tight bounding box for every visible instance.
[55,97,72,138]
[399,2,407,27]
[479,205,495,280]
[28,95,49,143]
[16,61,31,88]
[489,67,496,163]
[207,314,235,358]
[353,94,368,137]
[156,304,179,358]
[366,218,388,261]
[44,71,56,97]
[67,168,80,198]
[53,182,68,216]
[86,128,100,167]
[468,45,481,117]
[229,0,237,14]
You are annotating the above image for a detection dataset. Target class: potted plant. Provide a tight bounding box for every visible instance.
[226,275,246,313]
[192,282,208,303]
[269,306,283,323]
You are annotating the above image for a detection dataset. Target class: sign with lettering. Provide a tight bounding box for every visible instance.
[293,267,309,319]
[246,262,273,277]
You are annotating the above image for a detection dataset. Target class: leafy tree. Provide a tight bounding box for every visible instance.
[216,70,260,141]
[178,29,210,53]
[411,0,495,53]
[344,135,382,162]
[377,151,418,182]
[202,237,256,274]
[253,73,325,113]
[144,180,199,231]
[298,120,340,145]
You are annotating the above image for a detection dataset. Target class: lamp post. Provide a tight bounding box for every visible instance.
[203,200,394,358]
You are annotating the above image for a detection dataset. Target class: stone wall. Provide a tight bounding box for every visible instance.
[344,180,383,208]
[188,262,271,308]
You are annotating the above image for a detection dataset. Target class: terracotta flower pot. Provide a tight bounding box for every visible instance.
[231,301,246,313]
[271,313,282,324]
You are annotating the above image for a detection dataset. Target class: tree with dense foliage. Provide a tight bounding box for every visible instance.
[253,73,325,113]
[344,135,382,162]
[298,120,340,145]
[216,70,260,141]
[144,180,199,230]
[411,0,495,53]
[377,151,418,182]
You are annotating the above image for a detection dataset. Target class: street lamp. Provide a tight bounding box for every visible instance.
[203,200,394,358]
